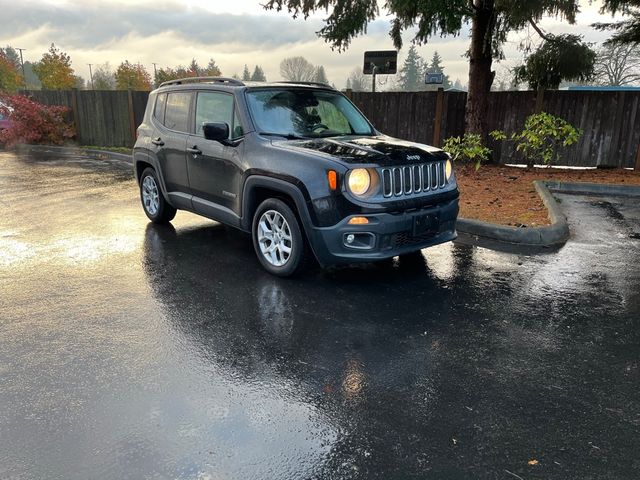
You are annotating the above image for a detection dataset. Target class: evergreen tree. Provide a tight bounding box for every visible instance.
[426,51,451,89]
[398,45,424,91]
[23,62,41,89]
[314,65,329,84]
[188,58,200,76]
[74,75,85,90]
[154,67,179,86]
[242,64,251,81]
[203,59,221,76]
[514,34,596,89]
[250,65,267,82]
[1,47,20,70]
[265,0,585,135]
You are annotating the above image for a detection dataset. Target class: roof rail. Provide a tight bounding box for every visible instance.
[159,76,245,88]
[279,81,335,89]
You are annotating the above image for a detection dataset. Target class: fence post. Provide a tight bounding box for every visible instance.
[534,87,545,113]
[344,88,353,100]
[71,88,81,142]
[432,87,444,147]
[127,90,136,145]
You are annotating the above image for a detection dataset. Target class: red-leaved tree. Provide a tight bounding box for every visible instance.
[0,94,75,147]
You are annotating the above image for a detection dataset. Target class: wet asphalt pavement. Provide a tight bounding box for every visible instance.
[1,151,640,480]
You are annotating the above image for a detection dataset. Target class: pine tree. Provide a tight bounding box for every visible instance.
[250,65,267,82]
[203,59,221,76]
[314,65,329,84]
[242,65,251,81]
[426,51,452,89]
[398,45,424,91]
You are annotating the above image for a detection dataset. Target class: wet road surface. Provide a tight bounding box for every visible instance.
[1,151,639,479]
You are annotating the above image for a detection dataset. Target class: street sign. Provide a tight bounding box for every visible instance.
[426,72,444,84]
[363,51,398,74]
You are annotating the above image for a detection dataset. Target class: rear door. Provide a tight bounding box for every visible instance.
[187,91,245,215]
[151,91,192,198]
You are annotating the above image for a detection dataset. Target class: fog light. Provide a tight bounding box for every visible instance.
[346,234,355,244]
[348,216,369,225]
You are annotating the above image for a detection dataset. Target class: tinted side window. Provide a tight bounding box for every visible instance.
[164,92,191,132]
[195,92,234,138]
[154,93,167,123]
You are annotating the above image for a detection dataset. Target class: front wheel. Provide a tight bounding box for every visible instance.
[139,167,176,224]
[252,198,309,277]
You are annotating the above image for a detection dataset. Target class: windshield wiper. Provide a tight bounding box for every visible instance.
[259,132,306,140]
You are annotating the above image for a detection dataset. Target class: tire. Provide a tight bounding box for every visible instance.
[139,167,176,224]
[252,198,309,277]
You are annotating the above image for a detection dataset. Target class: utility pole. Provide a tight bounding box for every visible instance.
[152,63,158,87]
[87,64,94,89]
[16,48,26,88]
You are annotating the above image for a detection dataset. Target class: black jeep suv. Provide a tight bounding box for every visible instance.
[134,77,459,276]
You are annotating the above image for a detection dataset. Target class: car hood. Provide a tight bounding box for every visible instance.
[274,135,449,166]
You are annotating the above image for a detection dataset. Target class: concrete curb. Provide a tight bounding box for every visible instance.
[544,181,640,197]
[15,144,133,164]
[457,180,570,247]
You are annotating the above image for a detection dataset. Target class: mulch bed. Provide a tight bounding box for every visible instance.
[455,164,640,226]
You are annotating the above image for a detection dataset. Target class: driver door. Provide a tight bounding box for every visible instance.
[187,91,244,215]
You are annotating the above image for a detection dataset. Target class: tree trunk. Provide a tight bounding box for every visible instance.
[465,1,496,137]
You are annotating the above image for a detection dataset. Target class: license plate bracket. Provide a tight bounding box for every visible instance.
[413,213,439,236]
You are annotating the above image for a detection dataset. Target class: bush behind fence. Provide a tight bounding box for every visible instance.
[22,88,640,168]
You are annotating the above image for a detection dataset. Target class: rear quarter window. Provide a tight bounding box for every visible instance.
[154,93,167,123]
[163,92,191,132]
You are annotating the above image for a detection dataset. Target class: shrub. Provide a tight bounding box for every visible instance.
[510,112,582,168]
[0,94,75,147]
[443,133,499,170]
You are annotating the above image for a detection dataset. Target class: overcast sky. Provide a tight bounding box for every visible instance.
[0,0,619,89]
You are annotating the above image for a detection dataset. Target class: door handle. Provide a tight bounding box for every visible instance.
[151,137,164,146]
[187,146,202,155]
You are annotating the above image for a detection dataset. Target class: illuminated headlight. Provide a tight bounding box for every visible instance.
[445,159,453,180]
[347,168,371,196]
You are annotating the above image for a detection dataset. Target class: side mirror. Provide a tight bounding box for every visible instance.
[202,122,229,143]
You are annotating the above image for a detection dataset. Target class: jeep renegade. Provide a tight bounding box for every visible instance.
[134,77,459,277]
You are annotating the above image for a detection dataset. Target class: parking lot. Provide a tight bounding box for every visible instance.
[1,151,639,479]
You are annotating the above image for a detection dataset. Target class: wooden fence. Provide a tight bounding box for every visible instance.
[22,88,640,168]
[348,89,640,169]
[22,89,149,148]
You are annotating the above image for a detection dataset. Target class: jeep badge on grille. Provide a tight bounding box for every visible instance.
[407,154,420,161]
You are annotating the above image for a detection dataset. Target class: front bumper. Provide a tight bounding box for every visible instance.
[308,196,459,266]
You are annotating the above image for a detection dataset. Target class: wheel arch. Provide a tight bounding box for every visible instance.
[133,151,173,206]
[242,175,322,262]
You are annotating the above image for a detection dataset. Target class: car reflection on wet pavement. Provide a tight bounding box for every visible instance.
[1,151,639,479]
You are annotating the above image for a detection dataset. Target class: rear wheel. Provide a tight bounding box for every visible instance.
[139,167,176,224]
[252,198,309,277]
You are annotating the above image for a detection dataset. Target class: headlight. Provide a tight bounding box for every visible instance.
[445,159,453,180]
[348,168,371,196]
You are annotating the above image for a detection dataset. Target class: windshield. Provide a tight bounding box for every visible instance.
[245,89,374,138]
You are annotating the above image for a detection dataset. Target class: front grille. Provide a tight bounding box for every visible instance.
[381,161,448,198]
